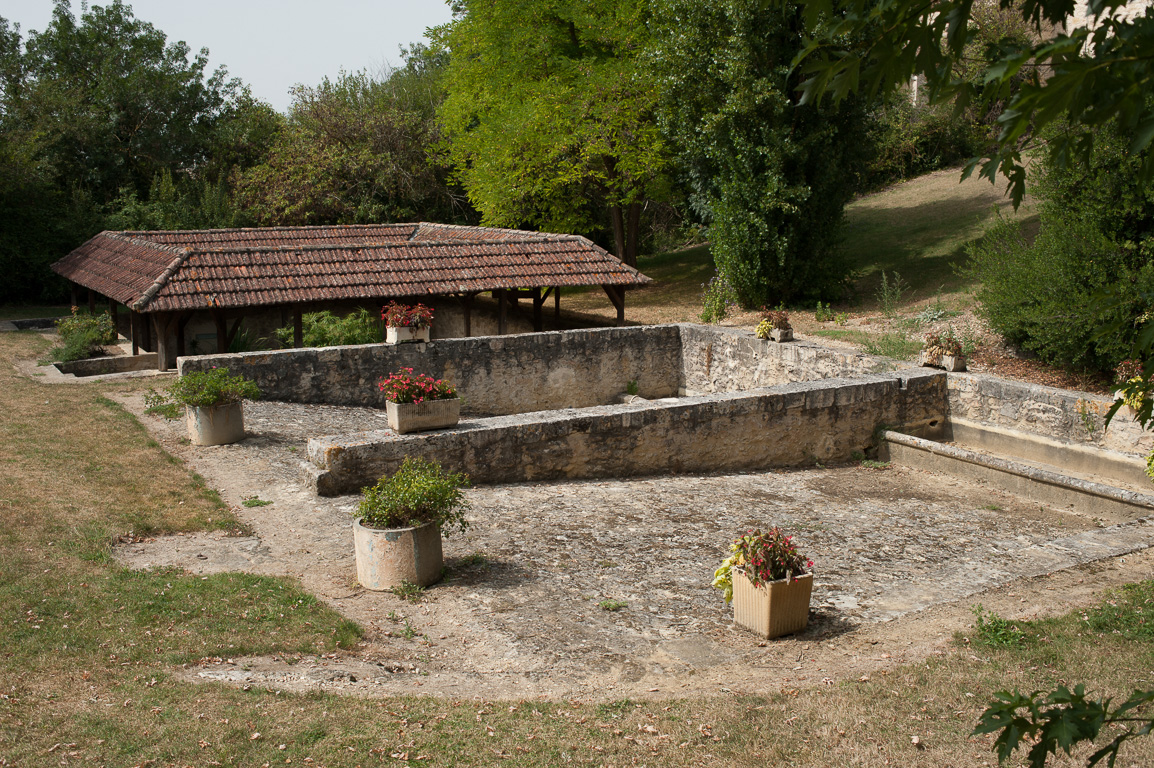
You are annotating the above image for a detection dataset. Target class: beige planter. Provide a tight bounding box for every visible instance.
[185,402,245,446]
[770,328,793,342]
[732,569,812,639]
[386,325,430,344]
[353,519,443,590]
[940,354,966,372]
[386,398,461,434]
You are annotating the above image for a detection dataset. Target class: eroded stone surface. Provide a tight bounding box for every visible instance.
[114,394,1154,700]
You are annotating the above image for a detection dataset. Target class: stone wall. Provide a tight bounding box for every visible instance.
[181,325,683,417]
[946,373,1152,459]
[305,369,947,495]
[677,325,895,394]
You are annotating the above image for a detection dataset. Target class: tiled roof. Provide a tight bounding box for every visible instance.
[52,223,650,313]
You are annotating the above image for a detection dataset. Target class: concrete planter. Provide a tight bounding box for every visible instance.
[353,518,443,590]
[386,325,430,344]
[920,352,966,372]
[185,402,245,446]
[386,398,461,434]
[770,328,793,343]
[732,569,812,639]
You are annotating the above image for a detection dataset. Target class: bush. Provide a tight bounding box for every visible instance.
[356,457,470,534]
[965,119,1154,374]
[274,308,381,348]
[50,308,117,362]
[859,98,983,193]
[144,368,261,416]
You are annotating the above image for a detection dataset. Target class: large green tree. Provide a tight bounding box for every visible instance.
[0,0,243,301]
[235,52,470,227]
[652,0,870,307]
[431,0,670,266]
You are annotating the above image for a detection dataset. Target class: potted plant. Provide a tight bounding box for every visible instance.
[379,367,461,434]
[712,528,814,639]
[144,367,261,446]
[382,301,434,344]
[353,457,470,590]
[921,329,966,371]
[756,308,793,342]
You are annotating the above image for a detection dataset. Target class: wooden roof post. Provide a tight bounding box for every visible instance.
[87,288,96,314]
[177,313,192,357]
[554,286,561,322]
[130,311,140,356]
[602,285,625,327]
[461,293,474,338]
[293,311,303,348]
[496,289,507,335]
[70,282,80,309]
[153,312,176,372]
[212,310,228,353]
[532,287,543,332]
[108,297,118,336]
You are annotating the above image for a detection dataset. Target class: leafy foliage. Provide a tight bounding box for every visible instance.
[971,605,1027,649]
[144,368,261,413]
[357,457,470,535]
[712,528,813,603]
[49,307,116,362]
[652,0,869,307]
[965,119,1154,373]
[432,0,672,265]
[787,0,1154,207]
[858,96,983,192]
[273,309,382,349]
[235,55,471,227]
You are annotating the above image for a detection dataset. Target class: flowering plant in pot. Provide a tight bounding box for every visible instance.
[756,308,793,342]
[922,328,965,371]
[353,457,470,590]
[378,368,460,433]
[382,302,434,343]
[712,528,814,639]
[144,367,261,445]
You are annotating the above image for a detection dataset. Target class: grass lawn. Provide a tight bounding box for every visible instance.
[2,328,1152,766]
[0,304,71,321]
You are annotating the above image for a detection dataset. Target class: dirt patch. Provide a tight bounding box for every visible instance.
[108,395,1154,702]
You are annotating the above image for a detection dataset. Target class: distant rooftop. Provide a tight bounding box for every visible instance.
[52,223,650,313]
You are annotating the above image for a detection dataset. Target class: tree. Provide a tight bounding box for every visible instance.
[234,55,472,227]
[651,0,870,307]
[430,0,670,266]
[787,0,1154,207]
[0,0,244,301]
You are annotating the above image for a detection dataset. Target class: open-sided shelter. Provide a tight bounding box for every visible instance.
[52,223,652,370]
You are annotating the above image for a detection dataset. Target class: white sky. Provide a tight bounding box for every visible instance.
[0,0,455,113]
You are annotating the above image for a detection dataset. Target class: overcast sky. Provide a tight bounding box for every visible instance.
[0,0,455,113]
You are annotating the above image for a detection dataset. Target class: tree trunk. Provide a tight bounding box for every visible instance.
[625,201,641,268]
[610,204,627,266]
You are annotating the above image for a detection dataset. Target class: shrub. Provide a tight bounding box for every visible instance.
[357,457,470,534]
[859,98,983,193]
[144,367,261,416]
[50,308,117,362]
[274,308,381,348]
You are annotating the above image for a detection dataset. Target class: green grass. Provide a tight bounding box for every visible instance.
[811,328,923,361]
[0,304,71,321]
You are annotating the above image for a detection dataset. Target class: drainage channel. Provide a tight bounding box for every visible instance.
[879,429,1154,522]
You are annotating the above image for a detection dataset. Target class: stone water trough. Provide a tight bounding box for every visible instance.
[182,324,1154,515]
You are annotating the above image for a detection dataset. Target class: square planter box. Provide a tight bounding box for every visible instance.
[770,328,793,342]
[386,398,461,434]
[386,325,430,344]
[920,352,966,372]
[185,402,246,446]
[732,569,813,639]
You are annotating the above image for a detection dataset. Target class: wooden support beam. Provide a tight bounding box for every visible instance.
[130,312,140,355]
[293,311,303,348]
[602,285,625,327]
[152,312,178,372]
[460,293,475,338]
[531,287,543,332]
[108,298,118,337]
[70,282,80,309]
[226,317,243,351]
[141,312,152,351]
[496,289,507,335]
[555,286,561,321]
[87,288,96,314]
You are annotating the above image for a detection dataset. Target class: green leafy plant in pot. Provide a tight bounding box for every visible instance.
[353,457,470,590]
[144,367,261,446]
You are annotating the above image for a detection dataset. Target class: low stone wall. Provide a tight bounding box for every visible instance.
[181,326,683,417]
[677,325,895,394]
[304,368,947,495]
[946,373,1152,459]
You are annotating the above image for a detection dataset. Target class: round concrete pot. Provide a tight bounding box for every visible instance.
[353,518,443,590]
[185,402,245,446]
